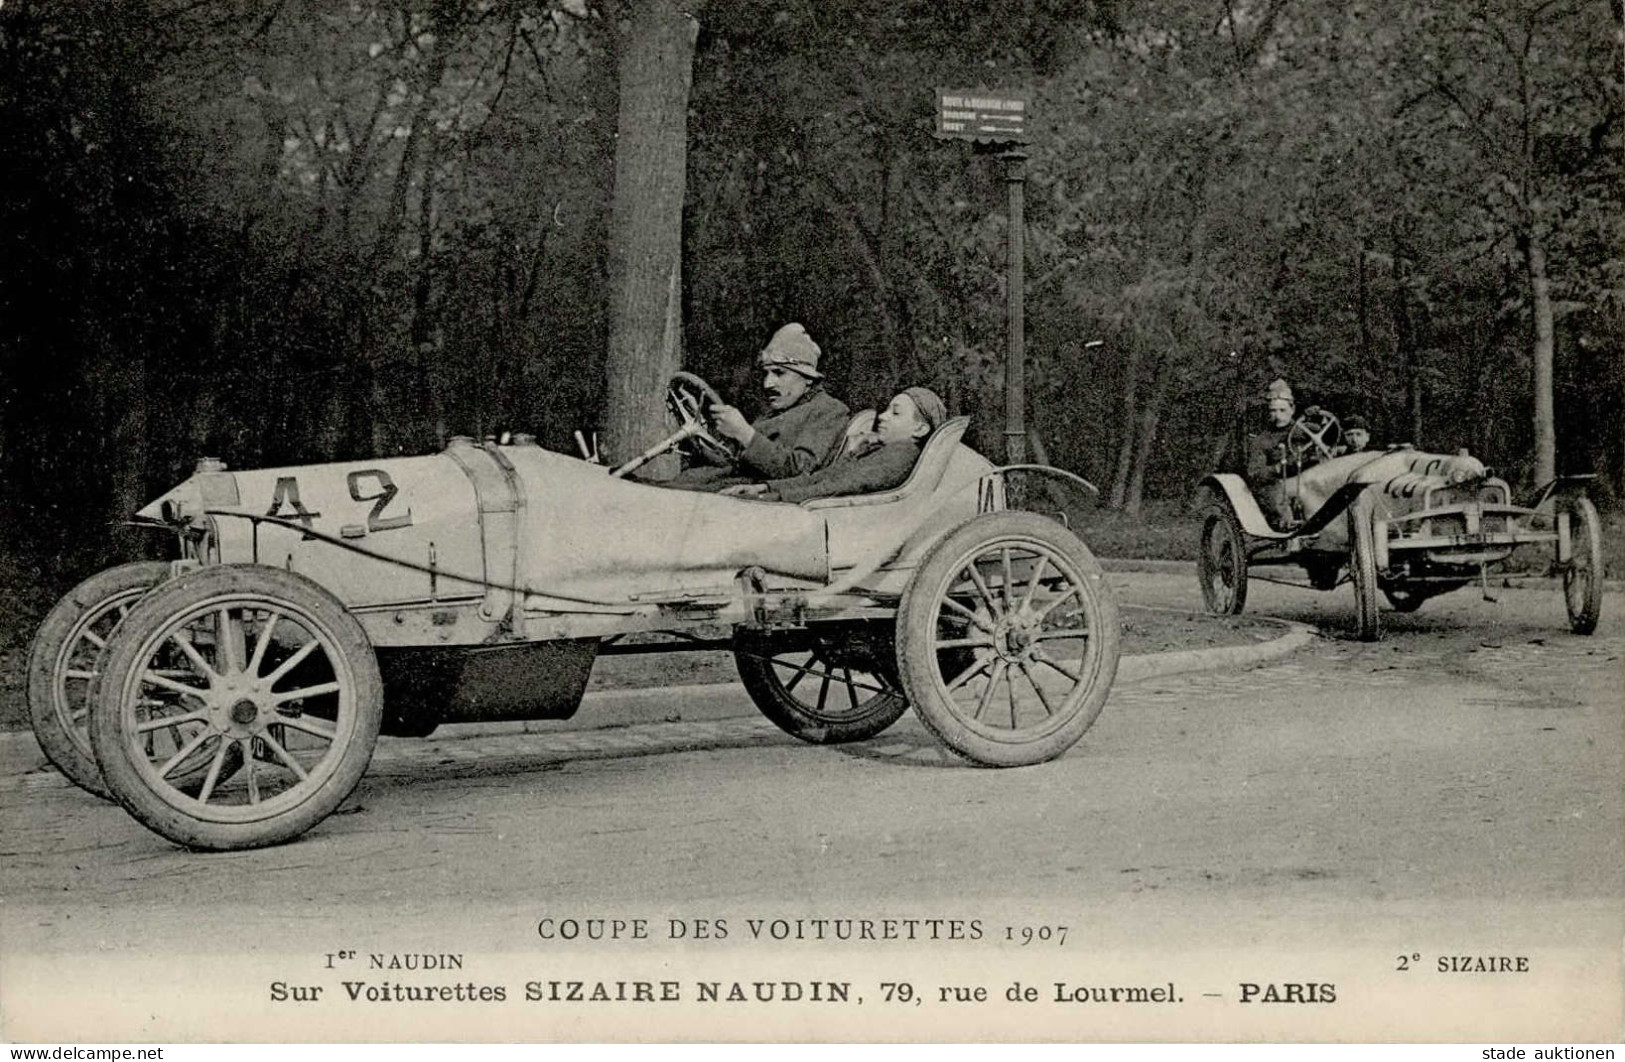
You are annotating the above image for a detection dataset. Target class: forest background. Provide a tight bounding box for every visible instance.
[1,0,1620,598]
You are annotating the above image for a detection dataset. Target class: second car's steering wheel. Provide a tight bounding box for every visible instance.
[665,371,737,467]
[1285,407,1343,464]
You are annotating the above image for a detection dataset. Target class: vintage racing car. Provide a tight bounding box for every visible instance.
[28,374,1120,850]
[1196,408,1604,641]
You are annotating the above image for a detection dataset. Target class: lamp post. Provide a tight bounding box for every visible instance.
[1002,148,1027,466]
[933,88,1032,467]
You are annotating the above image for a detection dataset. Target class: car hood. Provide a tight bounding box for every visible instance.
[1288,449,1489,520]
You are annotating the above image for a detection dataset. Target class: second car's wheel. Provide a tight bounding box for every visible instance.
[1561,494,1603,635]
[26,561,172,799]
[1197,504,1248,615]
[733,624,909,744]
[89,565,383,851]
[1348,493,1382,642]
[896,512,1121,767]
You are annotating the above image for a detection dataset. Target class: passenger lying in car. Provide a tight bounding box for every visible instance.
[722,387,947,504]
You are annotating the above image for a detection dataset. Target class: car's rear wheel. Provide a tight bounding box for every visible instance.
[1197,505,1248,615]
[1561,495,1603,635]
[733,624,909,744]
[1348,493,1382,641]
[89,565,382,851]
[27,562,174,799]
[897,512,1120,766]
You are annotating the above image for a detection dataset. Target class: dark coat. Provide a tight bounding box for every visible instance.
[736,386,852,479]
[765,436,923,503]
[1245,426,1292,486]
[663,385,851,491]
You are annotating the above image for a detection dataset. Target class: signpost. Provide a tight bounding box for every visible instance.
[934,90,1030,142]
[934,89,1030,466]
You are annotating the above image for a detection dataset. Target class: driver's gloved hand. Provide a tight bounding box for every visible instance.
[1303,405,1322,418]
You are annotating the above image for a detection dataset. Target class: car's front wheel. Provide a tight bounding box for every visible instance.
[896,512,1120,766]
[1348,493,1382,641]
[1197,504,1248,615]
[1561,494,1603,635]
[89,565,382,851]
[27,561,173,799]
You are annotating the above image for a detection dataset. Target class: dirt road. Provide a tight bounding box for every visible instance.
[1,574,1618,1042]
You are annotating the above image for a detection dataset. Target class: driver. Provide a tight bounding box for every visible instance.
[1245,378,1297,528]
[665,323,851,490]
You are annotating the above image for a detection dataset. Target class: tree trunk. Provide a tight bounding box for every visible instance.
[1025,429,1072,511]
[1356,243,1372,385]
[600,1,699,467]
[1108,343,1141,509]
[1527,230,1557,486]
[1124,351,1172,516]
[1390,241,1423,444]
[369,21,449,276]
[94,338,148,561]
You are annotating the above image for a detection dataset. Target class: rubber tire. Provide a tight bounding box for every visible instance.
[89,564,383,851]
[733,626,908,744]
[1348,493,1382,642]
[26,561,173,799]
[1561,495,1603,635]
[1197,504,1248,615]
[896,511,1121,767]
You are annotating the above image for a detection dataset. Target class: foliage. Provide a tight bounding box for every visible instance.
[0,0,1619,589]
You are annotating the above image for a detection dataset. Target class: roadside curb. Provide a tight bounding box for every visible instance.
[1100,557,1194,574]
[1097,555,1624,590]
[0,617,1316,775]
[1117,618,1316,684]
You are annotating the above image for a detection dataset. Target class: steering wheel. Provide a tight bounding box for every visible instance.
[1285,407,1343,464]
[665,371,737,467]
[607,371,738,478]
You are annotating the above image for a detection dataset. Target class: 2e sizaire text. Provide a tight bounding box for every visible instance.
[1439,955,1530,972]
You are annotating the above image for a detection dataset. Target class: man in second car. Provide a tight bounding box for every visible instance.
[1245,378,1299,528]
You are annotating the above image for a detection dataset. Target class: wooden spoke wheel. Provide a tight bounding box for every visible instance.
[1348,492,1382,641]
[1561,495,1603,635]
[896,512,1121,767]
[733,624,909,744]
[1197,505,1248,615]
[89,565,382,851]
[27,562,173,799]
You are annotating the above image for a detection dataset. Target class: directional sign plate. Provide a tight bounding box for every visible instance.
[935,88,1030,143]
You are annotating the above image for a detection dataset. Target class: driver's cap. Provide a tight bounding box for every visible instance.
[758,323,823,379]
[1266,378,1294,404]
